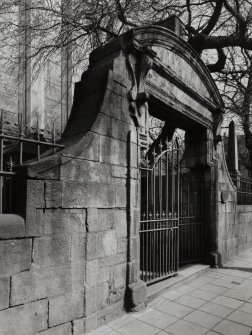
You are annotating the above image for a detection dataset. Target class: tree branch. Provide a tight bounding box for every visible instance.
[207,48,227,72]
[201,0,224,36]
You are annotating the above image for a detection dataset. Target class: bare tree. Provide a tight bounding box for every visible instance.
[1,0,252,171]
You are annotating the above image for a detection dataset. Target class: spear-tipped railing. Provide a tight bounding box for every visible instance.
[0,110,65,214]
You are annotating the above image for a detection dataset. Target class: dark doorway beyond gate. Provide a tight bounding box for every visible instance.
[140,132,205,285]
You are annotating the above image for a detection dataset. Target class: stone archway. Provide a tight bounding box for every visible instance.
[10,21,226,333]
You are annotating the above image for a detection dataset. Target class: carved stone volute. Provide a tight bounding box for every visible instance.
[127,52,153,127]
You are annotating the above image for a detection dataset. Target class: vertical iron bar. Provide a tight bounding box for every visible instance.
[37,118,40,161]
[19,114,23,166]
[177,139,180,272]
[53,122,56,154]
[159,152,162,277]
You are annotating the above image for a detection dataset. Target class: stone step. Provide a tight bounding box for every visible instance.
[147,264,210,301]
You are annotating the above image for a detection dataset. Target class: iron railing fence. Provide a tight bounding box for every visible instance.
[0,110,65,214]
[230,171,252,205]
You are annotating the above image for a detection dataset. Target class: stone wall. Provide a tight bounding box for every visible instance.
[0,46,146,334]
[2,24,252,335]
[215,141,252,264]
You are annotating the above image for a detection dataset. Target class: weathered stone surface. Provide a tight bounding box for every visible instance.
[95,113,129,142]
[127,261,139,284]
[117,238,126,253]
[26,208,44,237]
[111,165,127,179]
[0,214,25,239]
[98,263,110,284]
[62,182,115,208]
[71,234,86,261]
[114,210,127,237]
[0,239,32,277]
[33,235,71,267]
[97,300,124,325]
[43,209,86,236]
[73,318,85,335]
[98,209,114,231]
[27,155,60,180]
[86,230,117,260]
[126,280,147,309]
[97,282,109,310]
[0,299,48,335]
[0,277,10,310]
[112,263,126,289]
[82,313,98,333]
[39,323,72,335]
[10,266,72,305]
[49,291,85,327]
[85,286,97,315]
[86,208,115,232]
[99,136,127,166]
[60,158,113,184]
[45,181,63,208]
[62,131,100,162]
[115,185,127,208]
[26,180,45,235]
[109,287,125,304]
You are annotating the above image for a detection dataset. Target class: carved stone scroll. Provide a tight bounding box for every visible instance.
[127,53,153,127]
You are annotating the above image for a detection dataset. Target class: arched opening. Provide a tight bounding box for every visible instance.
[139,97,209,284]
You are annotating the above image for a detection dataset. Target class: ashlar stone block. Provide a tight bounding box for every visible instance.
[0,239,32,277]
[44,181,63,208]
[99,136,127,167]
[11,266,72,306]
[86,230,117,260]
[39,323,72,335]
[62,182,115,208]
[49,291,85,327]
[33,235,71,268]
[0,277,10,310]
[0,299,48,335]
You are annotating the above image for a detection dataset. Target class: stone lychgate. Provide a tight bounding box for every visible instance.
[1,20,252,335]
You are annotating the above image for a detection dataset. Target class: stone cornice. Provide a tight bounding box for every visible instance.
[90,25,224,112]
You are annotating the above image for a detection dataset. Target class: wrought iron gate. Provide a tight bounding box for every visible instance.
[179,170,205,265]
[140,137,205,284]
[140,138,180,284]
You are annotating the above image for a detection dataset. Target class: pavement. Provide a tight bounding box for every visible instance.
[87,249,252,335]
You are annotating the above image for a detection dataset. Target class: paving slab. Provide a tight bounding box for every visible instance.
[227,310,252,327]
[165,319,208,335]
[213,319,252,335]
[86,249,252,335]
[239,302,252,314]
[211,295,244,309]
[187,288,218,301]
[199,283,227,294]
[156,300,194,318]
[138,309,178,329]
[199,301,234,318]
[175,294,206,308]
[183,310,222,329]
[116,319,160,335]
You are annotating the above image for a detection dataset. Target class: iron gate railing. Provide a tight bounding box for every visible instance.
[140,138,180,284]
[0,110,65,214]
[179,171,205,265]
[230,171,252,205]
